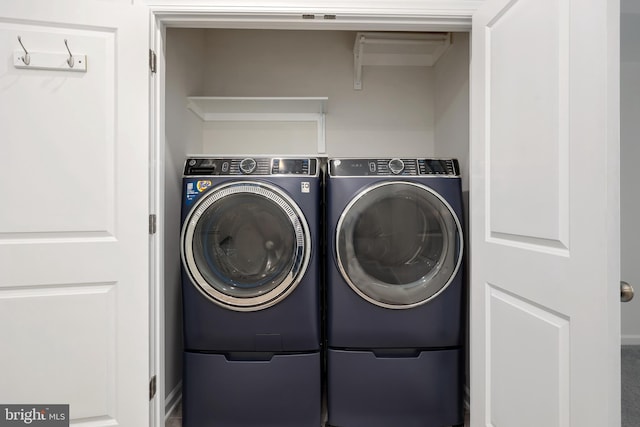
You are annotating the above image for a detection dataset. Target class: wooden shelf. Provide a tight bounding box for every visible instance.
[353,32,452,89]
[187,96,327,121]
[186,96,328,153]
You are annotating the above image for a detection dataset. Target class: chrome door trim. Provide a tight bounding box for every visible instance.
[181,180,311,311]
[335,180,463,309]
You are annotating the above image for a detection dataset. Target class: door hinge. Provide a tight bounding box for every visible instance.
[149,49,156,73]
[149,375,157,400]
[149,214,157,235]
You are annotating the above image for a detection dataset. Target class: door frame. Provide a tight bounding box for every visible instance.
[147,4,478,426]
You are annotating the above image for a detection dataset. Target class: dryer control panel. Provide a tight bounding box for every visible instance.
[329,158,459,177]
[184,157,318,176]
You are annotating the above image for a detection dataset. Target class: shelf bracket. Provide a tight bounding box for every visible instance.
[354,34,365,90]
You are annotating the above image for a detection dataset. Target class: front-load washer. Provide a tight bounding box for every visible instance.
[325,158,465,427]
[180,156,322,427]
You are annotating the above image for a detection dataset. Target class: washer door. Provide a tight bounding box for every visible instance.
[336,181,463,309]
[181,181,311,311]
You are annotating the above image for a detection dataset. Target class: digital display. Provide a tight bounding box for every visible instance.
[427,160,445,173]
[277,159,308,174]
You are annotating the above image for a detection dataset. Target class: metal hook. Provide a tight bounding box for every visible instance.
[17,36,30,66]
[64,39,74,68]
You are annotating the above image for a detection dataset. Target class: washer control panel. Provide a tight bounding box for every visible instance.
[329,158,459,177]
[184,157,318,176]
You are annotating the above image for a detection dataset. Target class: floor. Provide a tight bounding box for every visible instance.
[165,402,471,427]
[166,403,180,427]
[622,346,640,427]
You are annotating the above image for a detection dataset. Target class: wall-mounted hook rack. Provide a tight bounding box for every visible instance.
[13,36,87,72]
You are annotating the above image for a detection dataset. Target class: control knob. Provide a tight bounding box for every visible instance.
[240,158,257,174]
[388,158,405,175]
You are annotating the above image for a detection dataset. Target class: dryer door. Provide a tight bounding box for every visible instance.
[336,181,463,309]
[181,181,311,311]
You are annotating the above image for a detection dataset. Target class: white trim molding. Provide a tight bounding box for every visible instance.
[147,1,481,32]
[622,335,640,346]
[140,0,483,14]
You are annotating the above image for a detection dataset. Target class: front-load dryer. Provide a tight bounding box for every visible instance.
[325,158,464,427]
[181,156,322,427]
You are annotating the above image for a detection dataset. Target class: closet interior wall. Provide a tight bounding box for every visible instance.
[163,26,470,405]
[164,28,206,405]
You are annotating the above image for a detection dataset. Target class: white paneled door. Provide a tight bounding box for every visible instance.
[470,0,620,426]
[0,1,150,426]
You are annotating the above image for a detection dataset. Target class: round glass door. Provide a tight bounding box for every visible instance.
[336,181,463,309]
[181,181,311,311]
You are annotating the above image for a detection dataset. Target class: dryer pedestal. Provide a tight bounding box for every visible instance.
[326,348,463,427]
[183,351,321,427]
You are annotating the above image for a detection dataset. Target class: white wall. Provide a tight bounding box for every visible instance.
[434,32,470,192]
[621,3,640,345]
[164,28,206,404]
[200,29,441,157]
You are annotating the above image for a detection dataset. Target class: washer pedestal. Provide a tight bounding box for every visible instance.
[183,351,321,427]
[327,348,463,427]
